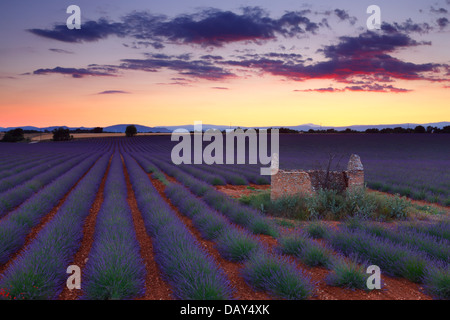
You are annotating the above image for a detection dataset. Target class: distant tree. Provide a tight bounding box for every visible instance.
[52,127,72,141]
[393,127,406,134]
[426,126,434,134]
[365,128,380,133]
[91,127,103,133]
[442,126,450,134]
[1,128,24,142]
[414,125,426,133]
[125,125,137,137]
[278,127,299,134]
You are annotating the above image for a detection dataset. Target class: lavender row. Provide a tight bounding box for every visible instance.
[0,153,101,265]
[0,153,90,218]
[205,163,269,185]
[278,229,371,290]
[165,183,261,261]
[0,152,68,180]
[350,222,449,264]
[143,155,278,237]
[0,154,110,299]
[82,153,145,299]
[152,153,248,186]
[123,152,234,300]
[400,221,450,242]
[149,153,227,185]
[164,182,315,299]
[0,153,75,193]
[0,153,56,172]
[326,225,449,299]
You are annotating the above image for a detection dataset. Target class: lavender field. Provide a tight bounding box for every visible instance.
[0,135,448,300]
[276,134,450,206]
[134,133,450,206]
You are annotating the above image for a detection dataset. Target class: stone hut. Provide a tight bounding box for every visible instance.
[270,154,364,201]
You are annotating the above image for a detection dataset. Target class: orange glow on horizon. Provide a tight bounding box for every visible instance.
[1,73,449,128]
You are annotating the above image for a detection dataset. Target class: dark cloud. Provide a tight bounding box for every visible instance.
[296,84,411,93]
[334,9,357,25]
[49,48,74,54]
[295,87,336,92]
[430,6,448,14]
[119,56,235,80]
[29,19,126,43]
[97,90,130,94]
[201,55,224,60]
[127,41,165,49]
[437,17,449,28]
[381,20,433,34]
[345,84,411,93]
[33,66,117,78]
[221,30,447,88]
[319,31,431,60]
[28,7,319,46]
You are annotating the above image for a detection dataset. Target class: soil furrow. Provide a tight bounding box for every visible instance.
[58,155,113,300]
[121,154,173,300]
[139,166,271,300]
[154,166,433,300]
[0,155,102,277]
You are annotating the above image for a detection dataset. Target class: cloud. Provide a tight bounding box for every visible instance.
[119,55,235,80]
[320,30,429,59]
[221,30,447,89]
[125,41,165,50]
[381,20,433,34]
[49,48,74,54]
[211,87,229,90]
[430,6,448,14]
[296,84,411,93]
[201,55,224,60]
[33,66,117,78]
[97,90,130,94]
[29,19,126,43]
[28,7,319,47]
[437,17,449,28]
[295,87,336,92]
[334,9,357,25]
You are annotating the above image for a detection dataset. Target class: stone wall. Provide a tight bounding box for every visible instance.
[270,154,364,200]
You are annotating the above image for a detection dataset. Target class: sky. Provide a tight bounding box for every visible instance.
[0,0,449,128]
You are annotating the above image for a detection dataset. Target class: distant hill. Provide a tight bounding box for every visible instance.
[1,122,448,133]
[162,122,450,132]
[103,124,171,133]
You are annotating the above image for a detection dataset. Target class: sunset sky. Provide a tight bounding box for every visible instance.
[0,0,449,128]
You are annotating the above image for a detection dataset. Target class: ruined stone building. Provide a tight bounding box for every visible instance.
[270,154,364,200]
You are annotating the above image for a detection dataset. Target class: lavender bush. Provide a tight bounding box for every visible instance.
[0,154,100,264]
[123,153,234,300]
[82,153,145,299]
[0,154,109,299]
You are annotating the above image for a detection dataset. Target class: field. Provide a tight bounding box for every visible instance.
[0,134,448,300]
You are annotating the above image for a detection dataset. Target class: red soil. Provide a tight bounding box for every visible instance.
[121,155,173,300]
[163,174,433,300]
[215,184,270,198]
[146,170,271,300]
[58,155,113,300]
[0,156,437,300]
[0,157,101,276]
